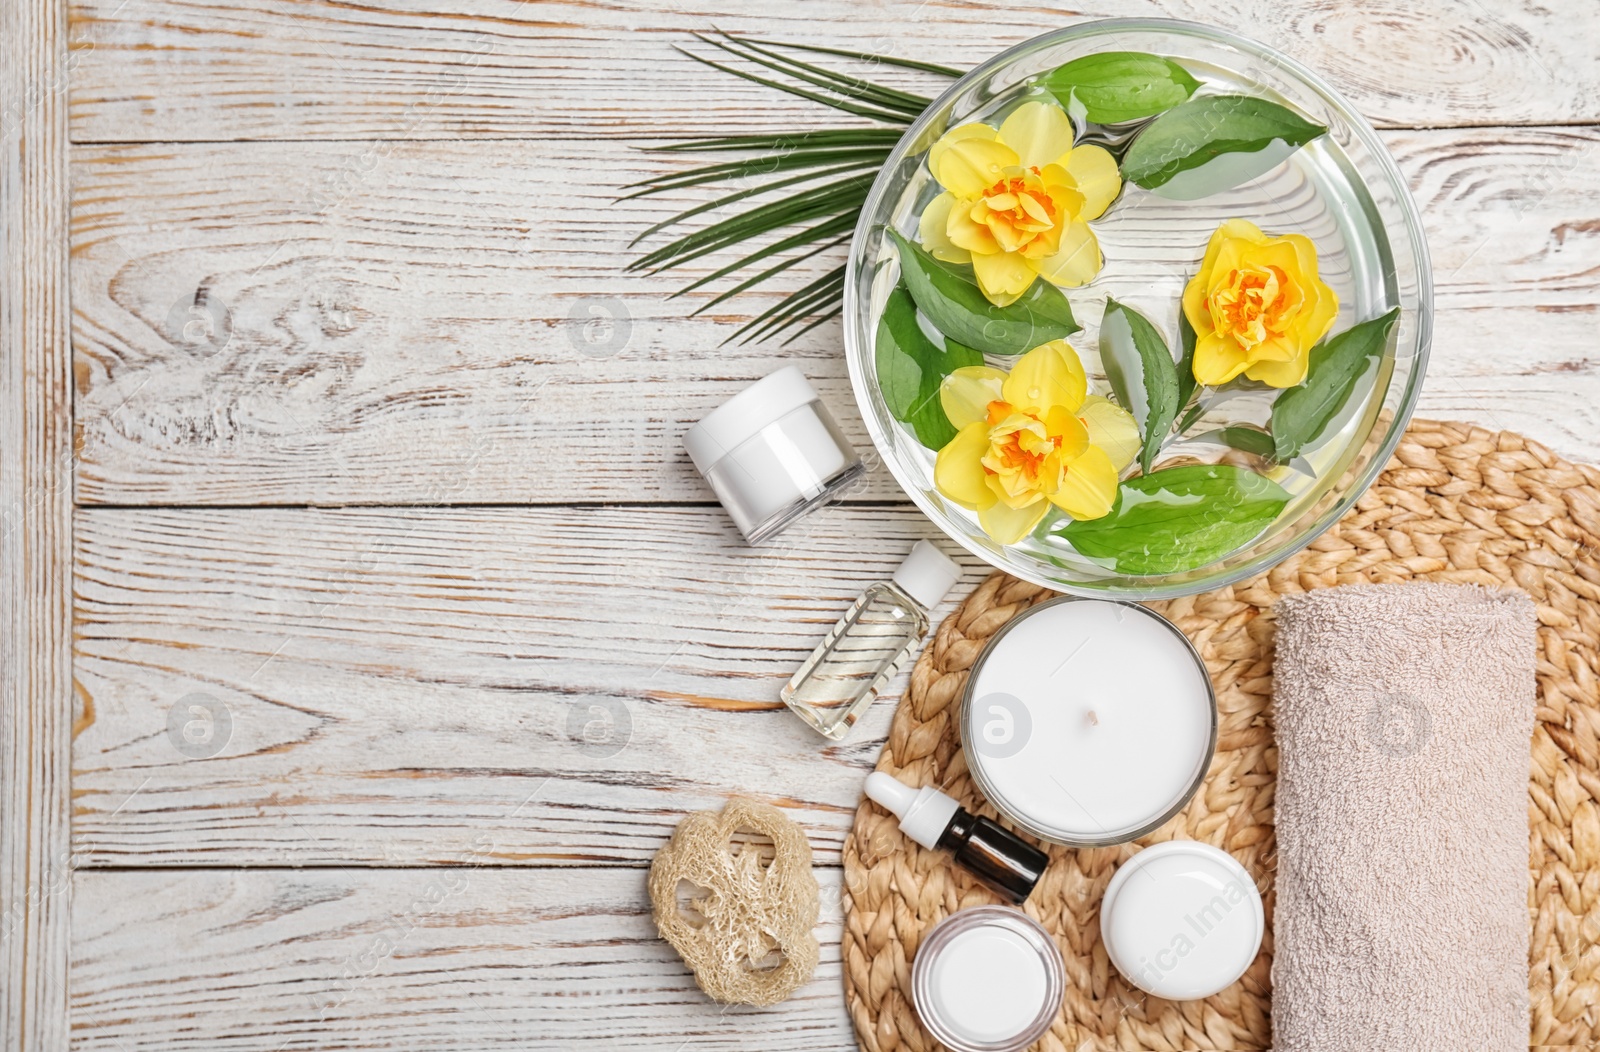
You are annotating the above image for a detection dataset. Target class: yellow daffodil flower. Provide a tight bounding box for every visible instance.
[933,340,1137,545]
[919,101,1121,307]
[1182,218,1339,388]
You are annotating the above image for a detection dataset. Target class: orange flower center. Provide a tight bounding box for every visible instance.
[984,400,1054,484]
[977,168,1059,256]
[1208,264,1300,350]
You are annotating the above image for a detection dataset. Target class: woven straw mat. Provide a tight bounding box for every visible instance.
[840,419,1600,1051]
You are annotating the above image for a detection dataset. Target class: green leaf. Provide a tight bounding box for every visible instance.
[1176,311,1199,411]
[1119,95,1326,196]
[675,45,914,125]
[1040,51,1200,124]
[1199,426,1276,458]
[875,284,984,448]
[1270,308,1401,461]
[656,128,906,152]
[1099,298,1180,473]
[694,33,929,120]
[632,33,958,345]
[738,36,963,77]
[886,229,1078,354]
[1055,464,1290,575]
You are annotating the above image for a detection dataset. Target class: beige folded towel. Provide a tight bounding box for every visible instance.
[1271,583,1536,1052]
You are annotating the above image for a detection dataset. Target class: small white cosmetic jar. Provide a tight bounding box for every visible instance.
[1100,841,1265,1001]
[911,905,1065,1052]
[683,366,864,544]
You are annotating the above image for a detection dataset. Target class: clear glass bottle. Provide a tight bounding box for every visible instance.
[782,541,961,740]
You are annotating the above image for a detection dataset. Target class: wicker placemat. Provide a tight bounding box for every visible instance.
[841,419,1600,1051]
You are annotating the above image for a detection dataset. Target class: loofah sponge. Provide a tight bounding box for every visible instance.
[648,797,820,1006]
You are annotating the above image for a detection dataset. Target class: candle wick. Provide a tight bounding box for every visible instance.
[1086,709,1099,726]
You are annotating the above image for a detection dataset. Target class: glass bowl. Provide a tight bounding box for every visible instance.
[843,18,1431,599]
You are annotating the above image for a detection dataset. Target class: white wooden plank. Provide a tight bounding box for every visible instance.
[70,866,853,1050]
[73,505,985,867]
[0,0,74,1046]
[66,0,1600,141]
[70,127,1600,504]
[68,132,904,503]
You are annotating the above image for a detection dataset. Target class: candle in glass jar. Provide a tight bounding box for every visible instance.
[961,597,1216,845]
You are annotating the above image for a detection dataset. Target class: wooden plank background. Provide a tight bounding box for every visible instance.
[69,127,1600,503]
[37,0,1600,1048]
[0,0,73,1049]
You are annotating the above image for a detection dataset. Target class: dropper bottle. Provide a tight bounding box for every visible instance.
[865,771,1048,905]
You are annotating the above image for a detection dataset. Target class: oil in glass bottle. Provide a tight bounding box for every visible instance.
[782,541,961,740]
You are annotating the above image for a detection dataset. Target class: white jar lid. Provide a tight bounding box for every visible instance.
[1099,841,1264,1001]
[683,366,821,472]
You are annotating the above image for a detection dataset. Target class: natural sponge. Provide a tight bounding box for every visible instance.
[648,797,820,1006]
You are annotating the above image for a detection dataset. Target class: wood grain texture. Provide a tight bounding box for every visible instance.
[67,0,1600,142]
[70,867,853,1050]
[73,505,984,867]
[71,128,1600,504]
[0,0,74,1047]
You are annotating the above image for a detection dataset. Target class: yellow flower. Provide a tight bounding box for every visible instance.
[1181,218,1339,388]
[933,340,1137,545]
[919,101,1121,307]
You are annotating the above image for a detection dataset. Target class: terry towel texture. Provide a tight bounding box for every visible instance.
[1271,583,1536,1052]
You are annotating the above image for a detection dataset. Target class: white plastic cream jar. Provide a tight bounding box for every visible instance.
[683,367,862,543]
[1100,840,1265,1001]
[910,905,1064,1052]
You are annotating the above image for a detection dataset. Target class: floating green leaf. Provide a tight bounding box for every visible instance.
[1199,426,1276,458]
[1176,311,1199,411]
[1270,308,1400,462]
[887,229,1078,354]
[1040,51,1200,124]
[1055,464,1290,575]
[875,283,983,449]
[1120,95,1326,196]
[1100,298,1179,473]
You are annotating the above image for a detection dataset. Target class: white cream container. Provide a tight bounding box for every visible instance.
[911,905,1064,1052]
[960,596,1216,845]
[683,366,863,544]
[1100,841,1264,1001]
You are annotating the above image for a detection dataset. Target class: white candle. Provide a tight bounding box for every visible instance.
[962,597,1215,844]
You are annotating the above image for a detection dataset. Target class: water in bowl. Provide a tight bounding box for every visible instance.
[877,63,1398,579]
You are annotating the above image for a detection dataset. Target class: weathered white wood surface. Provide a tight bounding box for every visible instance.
[67,0,1600,140]
[47,1,1600,1048]
[73,505,981,867]
[70,867,854,1050]
[72,127,1600,504]
[0,0,74,1048]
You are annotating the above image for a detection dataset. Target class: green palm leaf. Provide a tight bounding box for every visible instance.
[695,33,932,118]
[630,33,958,343]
